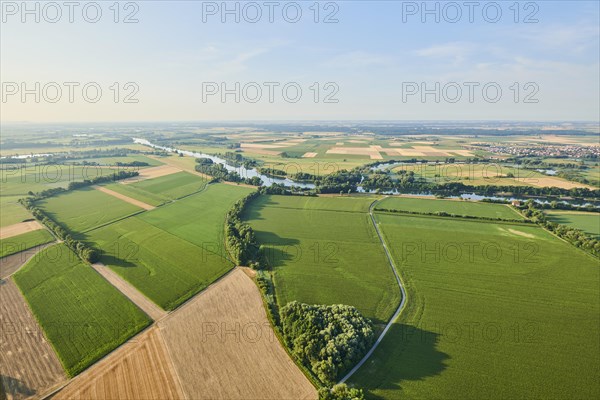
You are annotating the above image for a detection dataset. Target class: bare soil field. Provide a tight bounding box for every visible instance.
[93,186,155,211]
[0,279,66,400]
[302,152,318,158]
[327,145,474,159]
[54,327,184,400]
[0,222,43,240]
[90,263,166,321]
[120,165,180,184]
[159,269,317,400]
[0,243,54,279]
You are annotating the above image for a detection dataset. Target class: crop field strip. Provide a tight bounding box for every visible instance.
[244,195,400,325]
[93,186,155,210]
[159,268,318,400]
[0,278,67,400]
[13,244,152,376]
[376,196,524,220]
[36,187,144,234]
[0,228,55,258]
[83,184,254,310]
[351,211,600,399]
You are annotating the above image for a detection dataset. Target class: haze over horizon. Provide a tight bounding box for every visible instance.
[1,0,599,123]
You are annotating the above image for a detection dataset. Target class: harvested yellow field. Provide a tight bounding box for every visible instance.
[328,145,474,159]
[93,186,155,210]
[528,176,595,190]
[0,221,43,240]
[55,327,184,400]
[302,152,318,158]
[1,279,66,400]
[120,165,180,184]
[159,269,317,400]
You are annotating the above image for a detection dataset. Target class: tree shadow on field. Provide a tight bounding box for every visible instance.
[360,324,450,400]
[99,254,139,269]
[254,231,300,269]
[240,197,281,222]
[0,375,35,400]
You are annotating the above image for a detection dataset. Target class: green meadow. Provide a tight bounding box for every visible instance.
[103,171,208,206]
[544,210,600,238]
[351,212,600,399]
[13,244,151,376]
[0,164,125,196]
[377,196,523,220]
[244,195,399,324]
[83,184,253,310]
[36,187,142,233]
[0,196,31,226]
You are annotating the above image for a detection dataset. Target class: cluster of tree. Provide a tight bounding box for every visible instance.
[318,384,365,400]
[280,301,375,384]
[518,201,599,257]
[224,191,262,266]
[19,198,98,262]
[195,158,262,186]
[375,208,532,224]
[258,184,316,196]
[66,170,139,190]
[258,167,287,178]
[114,161,149,167]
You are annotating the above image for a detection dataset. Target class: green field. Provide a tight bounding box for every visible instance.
[13,244,151,376]
[37,187,142,233]
[67,155,163,167]
[103,172,208,206]
[0,196,31,226]
[0,165,126,196]
[377,196,524,220]
[0,229,54,258]
[544,210,600,238]
[83,184,253,310]
[244,195,400,324]
[351,213,600,399]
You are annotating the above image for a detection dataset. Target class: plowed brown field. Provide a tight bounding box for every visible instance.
[0,279,66,400]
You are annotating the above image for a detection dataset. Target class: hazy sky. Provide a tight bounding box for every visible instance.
[1,0,599,122]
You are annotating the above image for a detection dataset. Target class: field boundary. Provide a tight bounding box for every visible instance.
[90,262,167,321]
[373,210,533,227]
[339,197,407,383]
[93,185,155,210]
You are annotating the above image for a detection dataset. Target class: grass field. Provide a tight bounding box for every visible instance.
[0,228,54,258]
[66,155,164,167]
[244,195,399,324]
[83,184,253,310]
[0,165,126,196]
[351,213,600,399]
[104,171,208,206]
[544,210,600,238]
[13,244,151,376]
[376,196,524,220]
[0,196,31,226]
[36,187,142,233]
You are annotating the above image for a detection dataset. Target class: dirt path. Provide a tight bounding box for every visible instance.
[90,263,166,321]
[120,165,181,184]
[93,186,155,210]
[339,198,407,383]
[0,279,66,400]
[54,326,184,400]
[0,242,55,279]
[159,268,317,399]
[0,221,43,240]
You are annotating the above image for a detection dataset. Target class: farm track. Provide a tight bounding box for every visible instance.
[0,279,66,400]
[90,263,166,321]
[339,198,407,383]
[93,186,155,211]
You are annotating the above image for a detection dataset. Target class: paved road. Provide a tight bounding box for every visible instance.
[339,198,407,383]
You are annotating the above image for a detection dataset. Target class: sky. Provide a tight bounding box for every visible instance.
[1,0,599,122]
